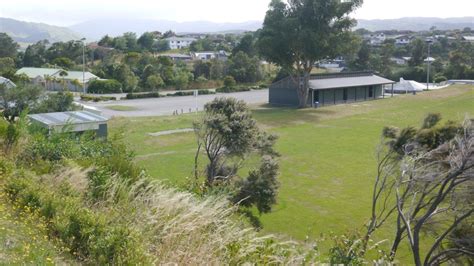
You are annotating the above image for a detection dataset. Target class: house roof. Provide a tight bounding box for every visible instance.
[0,77,16,88]
[16,68,99,83]
[28,111,108,127]
[308,72,395,90]
[165,37,197,42]
[392,78,426,92]
[55,71,98,82]
[462,36,474,41]
[16,67,61,79]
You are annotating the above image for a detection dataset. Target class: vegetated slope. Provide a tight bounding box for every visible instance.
[109,85,474,260]
[356,17,474,31]
[0,181,74,264]
[0,17,82,43]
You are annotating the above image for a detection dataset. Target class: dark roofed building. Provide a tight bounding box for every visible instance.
[269,71,395,107]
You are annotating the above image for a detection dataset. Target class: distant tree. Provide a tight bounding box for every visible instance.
[153,39,170,52]
[173,71,192,90]
[52,57,74,69]
[209,59,226,80]
[257,0,363,108]
[23,40,49,67]
[138,32,156,51]
[228,51,262,83]
[34,91,75,113]
[0,84,43,122]
[0,33,19,58]
[163,30,176,38]
[193,60,212,80]
[232,34,256,57]
[190,38,214,52]
[123,32,139,51]
[98,35,114,47]
[409,38,425,66]
[351,40,371,70]
[0,57,16,76]
[145,75,164,91]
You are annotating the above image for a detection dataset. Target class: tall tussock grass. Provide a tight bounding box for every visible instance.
[3,163,315,264]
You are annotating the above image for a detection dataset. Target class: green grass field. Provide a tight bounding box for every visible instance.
[106,105,138,111]
[110,85,473,259]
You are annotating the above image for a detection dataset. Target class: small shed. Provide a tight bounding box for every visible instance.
[28,111,108,138]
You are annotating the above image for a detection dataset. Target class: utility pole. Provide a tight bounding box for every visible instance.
[426,40,432,91]
[80,38,86,95]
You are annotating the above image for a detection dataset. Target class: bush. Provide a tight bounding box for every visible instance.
[216,86,252,93]
[88,79,122,94]
[433,75,447,83]
[126,92,161,99]
[223,76,236,88]
[198,89,215,95]
[81,95,116,102]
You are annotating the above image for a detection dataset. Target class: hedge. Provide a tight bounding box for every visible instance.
[126,92,161,99]
[88,79,122,94]
[81,95,117,102]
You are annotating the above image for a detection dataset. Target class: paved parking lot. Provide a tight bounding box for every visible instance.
[83,90,269,118]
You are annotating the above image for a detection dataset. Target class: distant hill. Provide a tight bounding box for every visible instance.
[356,17,474,31]
[69,19,262,40]
[0,17,82,44]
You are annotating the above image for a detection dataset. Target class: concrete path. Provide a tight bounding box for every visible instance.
[82,89,269,118]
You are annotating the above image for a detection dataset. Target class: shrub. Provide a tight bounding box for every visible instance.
[223,76,236,88]
[433,75,447,83]
[88,79,122,94]
[216,86,252,93]
[81,95,116,102]
[126,92,161,99]
[198,89,215,95]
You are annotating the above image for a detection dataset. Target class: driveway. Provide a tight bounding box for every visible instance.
[82,89,269,118]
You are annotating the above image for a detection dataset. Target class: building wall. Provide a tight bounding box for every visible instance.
[269,78,300,106]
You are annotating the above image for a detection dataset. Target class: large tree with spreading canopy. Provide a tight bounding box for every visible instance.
[257,0,363,108]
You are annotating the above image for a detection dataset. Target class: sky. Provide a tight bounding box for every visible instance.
[1,0,473,26]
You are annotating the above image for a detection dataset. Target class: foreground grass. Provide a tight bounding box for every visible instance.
[0,184,74,265]
[109,85,474,260]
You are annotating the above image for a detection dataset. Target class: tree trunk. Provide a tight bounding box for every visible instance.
[296,72,310,108]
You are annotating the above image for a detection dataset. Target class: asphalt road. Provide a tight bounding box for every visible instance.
[83,89,269,118]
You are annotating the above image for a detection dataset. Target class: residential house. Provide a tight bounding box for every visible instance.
[394,35,412,46]
[16,67,101,92]
[165,37,197,49]
[192,51,229,61]
[462,36,474,43]
[160,53,193,61]
[390,57,408,65]
[269,71,395,107]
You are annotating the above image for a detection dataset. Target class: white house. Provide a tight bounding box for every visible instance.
[394,35,411,46]
[390,57,408,65]
[462,36,474,43]
[165,37,197,49]
[369,33,386,46]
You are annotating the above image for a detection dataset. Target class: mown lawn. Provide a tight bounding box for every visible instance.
[109,85,473,260]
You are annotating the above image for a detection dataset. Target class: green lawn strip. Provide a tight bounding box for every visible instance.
[106,105,138,111]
